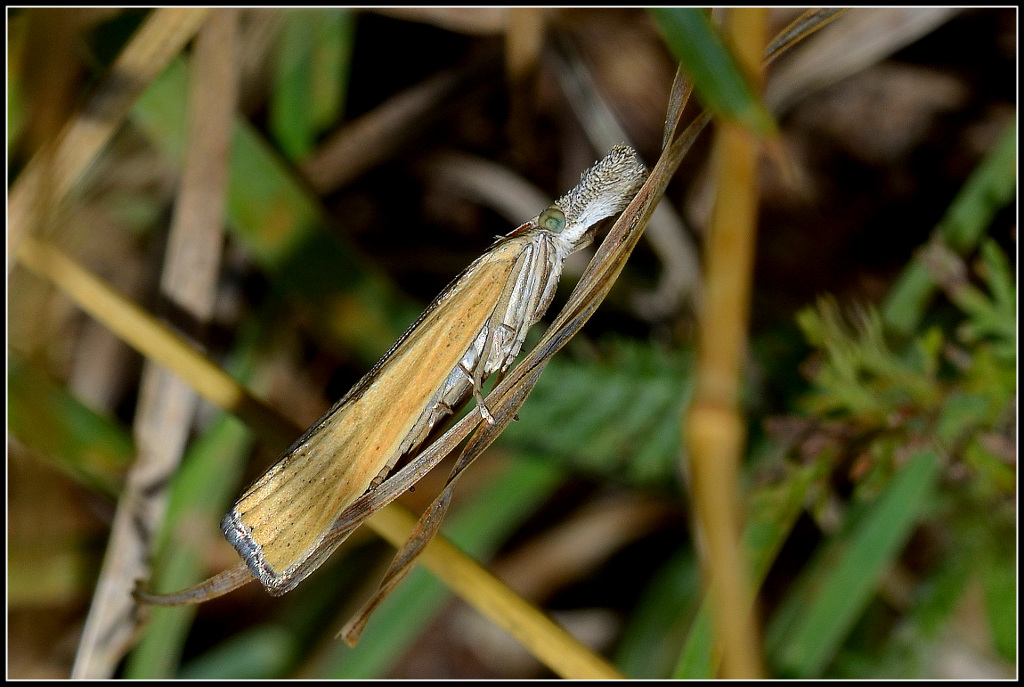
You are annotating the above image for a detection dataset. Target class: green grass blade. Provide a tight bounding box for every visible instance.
[649,8,775,136]
[122,411,255,678]
[883,121,1016,334]
[271,9,355,161]
[615,550,701,679]
[672,458,823,678]
[309,10,355,131]
[271,10,320,160]
[982,541,1016,662]
[766,449,942,677]
[673,605,715,679]
[8,353,133,498]
[979,240,1016,315]
[177,626,296,679]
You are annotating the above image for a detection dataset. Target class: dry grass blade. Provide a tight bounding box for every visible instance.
[688,8,770,680]
[492,493,675,602]
[424,151,552,225]
[365,504,626,680]
[69,10,241,678]
[15,236,299,452]
[339,364,549,645]
[663,64,690,150]
[672,10,943,676]
[7,8,210,274]
[763,7,846,66]
[299,55,500,195]
[765,8,959,114]
[551,41,701,318]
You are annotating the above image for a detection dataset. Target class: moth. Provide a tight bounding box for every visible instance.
[137,145,647,606]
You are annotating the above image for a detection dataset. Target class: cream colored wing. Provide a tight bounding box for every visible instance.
[223,235,536,591]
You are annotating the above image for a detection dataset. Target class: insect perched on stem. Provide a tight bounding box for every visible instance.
[135,145,648,623]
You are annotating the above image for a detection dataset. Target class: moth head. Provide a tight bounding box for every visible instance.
[549,145,648,251]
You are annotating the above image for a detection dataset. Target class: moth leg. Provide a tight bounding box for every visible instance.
[368,463,393,491]
[427,399,457,433]
[459,361,494,425]
[474,321,521,425]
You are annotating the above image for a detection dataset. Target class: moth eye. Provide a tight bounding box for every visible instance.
[539,208,566,232]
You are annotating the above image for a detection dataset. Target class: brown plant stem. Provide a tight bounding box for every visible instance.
[685,7,769,680]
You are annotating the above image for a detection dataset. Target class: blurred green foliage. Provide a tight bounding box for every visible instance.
[645,120,1015,679]
[758,125,1016,678]
[501,338,694,489]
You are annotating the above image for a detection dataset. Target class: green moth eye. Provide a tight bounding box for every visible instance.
[539,208,566,232]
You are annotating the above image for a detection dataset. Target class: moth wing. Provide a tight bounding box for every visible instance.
[225,236,535,590]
